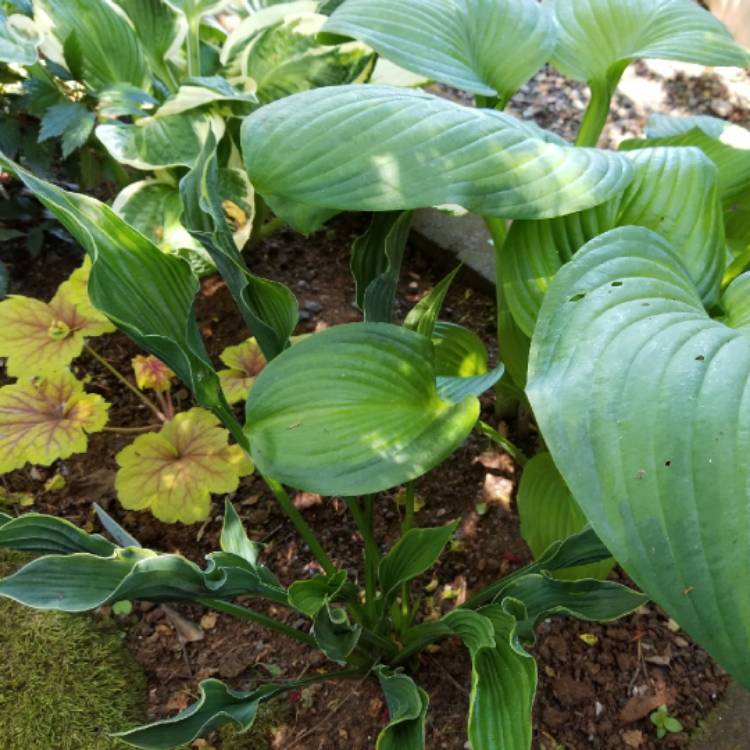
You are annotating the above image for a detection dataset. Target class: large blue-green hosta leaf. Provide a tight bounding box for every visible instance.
[241,85,633,232]
[548,0,750,85]
[0,10,42,64]
[244,323,482,495]
[503,146,725,336]
[527,225,750,687]
[323,0,556,101]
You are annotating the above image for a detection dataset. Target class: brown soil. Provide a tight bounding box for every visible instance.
[0,210,729,750]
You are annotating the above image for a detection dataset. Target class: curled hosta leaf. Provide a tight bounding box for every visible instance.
[503,146,725,335]
[132,355,175,393]
[218,338,266,404]
[0,370,108,473]
[527,225,750,686]
[548,0,750,86]
[245,323,481,495]
[375,667,429,750]
[115,408,253,524]
[241,85,633,232]
[0,264,115,377]
[324,0,556,101]
[155,76,257,118]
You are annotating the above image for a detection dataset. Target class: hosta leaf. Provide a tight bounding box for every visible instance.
[324,0,556,101]
[527,225,750,686]
[404,267,459,339]
[312,602,362,662]
[115,407,253,524]
[503,146,725,336]
[0,11,42,65]
[518,453,614,580]
[218,337,266,404]
[0,370,108,473]
[165,0,230,22]
[241,85,633,232]
[96,112,225,170]
[36,0,150,91]
[548,0,750,85]
[244,323,480,495]
[0,512,115,556]
[38,101,96,158]
[156,76,257,117]
[288,569,347,616]
[622,115,750,203]
[220,499,263,566]
[375,667,429,750]
[0,155,231,421]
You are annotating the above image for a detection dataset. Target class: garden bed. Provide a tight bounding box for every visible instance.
[0,213,729,749]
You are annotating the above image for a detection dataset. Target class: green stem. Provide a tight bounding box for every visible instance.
[256,216,286,241]
[575,68,625,148]
[102,424,160,434]
[345,496,380,625]
[476,420,528,466]
[390,622,448,668]
[186,14,202,78]
[399,482,417,626]
[84,345,164,420]
[265,476,336,576]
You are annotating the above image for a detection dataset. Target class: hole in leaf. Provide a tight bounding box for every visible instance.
[665,460,672,468]
[611,281,623,287]
[569,293,586,302]
[695,355,705,362]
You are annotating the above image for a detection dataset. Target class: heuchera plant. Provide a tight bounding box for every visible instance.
[0,0,749,748]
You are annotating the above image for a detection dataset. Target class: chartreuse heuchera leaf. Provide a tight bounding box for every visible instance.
[0,257,114,377]
[375,667,429,750]
[323,0,556,102]
[527,225,750,686]
[115,408,253,524]
[0,370,108,473]
[548,0,750,85]
[244,323,484,495]
[131,355,175,393]
[517,453,614,581]
[503,146,725,336]
[241,84,634,232]
[218,337,267,404]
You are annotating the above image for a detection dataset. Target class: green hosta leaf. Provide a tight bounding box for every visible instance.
[180,136,297,361]
[288,569,347,616]
[375,667,428,750]
[242,12,373,104]
[622,115,750,203]
[244,323,480,495]
[165,0,229,22]
[351,211,413,323]
[0,512,115,556]
[518,453,614,580]
[312,603,362,662]
[241,85,633,232]
[549,0,750,86]
[503,146,725,336]
[527,224,750,687]
[404,267,459,339]
[379,521,458,599]
[0,154,231,422]
[36,0,150,91]
[156,76,257,117]
[324,0,556,101]
[220,499,263,567]
[96,112,224,170]
[38,101,96,158]
[0,10,42,64]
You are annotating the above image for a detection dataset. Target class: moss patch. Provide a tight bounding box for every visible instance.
[0,550,147,750]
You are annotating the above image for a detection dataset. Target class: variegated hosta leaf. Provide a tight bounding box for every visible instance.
[0,370,108,473]
[244,322,482,495]
[96,112,225,170]
[241,85,633,232]
[622,114,750,203]
[0,11,42,65]
[503,146,725,336]
[218,337,267,404]
[115,407,253,524]
[548,0,750,86]
[242,12,374,105]
[323,0,556,101]
[0,261,115,377]
[517,453,614,581]
[132,355,175,393]
[155,76,257,118]
[527,225,750,686]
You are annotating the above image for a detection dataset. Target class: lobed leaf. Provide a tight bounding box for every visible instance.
[218,337,267,404]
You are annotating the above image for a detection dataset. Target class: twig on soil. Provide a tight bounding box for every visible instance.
[427,654,470,698]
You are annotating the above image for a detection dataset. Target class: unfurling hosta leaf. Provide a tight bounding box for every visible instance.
[324,0,556,101]
[244,323,482,495]
[218,337,266,404]
[375,667,429,750]
[96,112,225,171]
[115,408,253,524]
[0,370,108,473]
[503,146,725,336]
[131,355,175,393]
[404,267,459,339]
[548,0,750,87]
[518,453,614,580]
[527,225,750,686]
[0,155,232,422]
[241,85,633,232]
[36,0,150,91]
[0,11,42,65]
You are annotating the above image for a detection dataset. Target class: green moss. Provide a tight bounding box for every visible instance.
[0,550,147,750]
